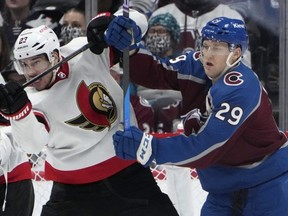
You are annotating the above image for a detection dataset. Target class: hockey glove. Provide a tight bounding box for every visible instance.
[0,82,32,120]
[113,126,157,167]
[104,16,142,51]
[181,108,208,136]
[87,12,116,54]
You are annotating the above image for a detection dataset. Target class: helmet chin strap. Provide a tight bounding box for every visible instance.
[226,52,241,68]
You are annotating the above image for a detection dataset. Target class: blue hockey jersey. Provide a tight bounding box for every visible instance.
[131,48,288,193]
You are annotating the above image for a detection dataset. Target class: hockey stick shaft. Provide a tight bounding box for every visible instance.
[22,41,94,88]
[122,0,130,130]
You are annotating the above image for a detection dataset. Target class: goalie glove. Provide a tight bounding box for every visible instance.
[113,126,157,167]
[181,108,208,136]
[0,82,32,120]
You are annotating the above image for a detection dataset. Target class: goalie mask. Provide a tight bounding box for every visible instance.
[13,25,60,74]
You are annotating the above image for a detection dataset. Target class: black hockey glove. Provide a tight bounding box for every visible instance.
[0,82,32,120]
[87,12,116,54]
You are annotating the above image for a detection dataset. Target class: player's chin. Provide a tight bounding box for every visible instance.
[32,81,46,91]
[203,66,213,75]
[204,69,218,79]
[36,84,48,91]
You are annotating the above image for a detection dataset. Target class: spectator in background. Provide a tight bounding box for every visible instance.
[0,0,34,48]
[0,0,34,47]
[0,0,62,48]
[60,7,86,45]
[0,27,26,84]
[137,13,182,132]
[144,13,181,58]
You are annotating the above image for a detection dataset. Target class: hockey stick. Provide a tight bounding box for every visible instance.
[122,0,131,130]
[22,41,94,88]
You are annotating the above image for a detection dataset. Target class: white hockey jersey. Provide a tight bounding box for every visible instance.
[11,37,138,184]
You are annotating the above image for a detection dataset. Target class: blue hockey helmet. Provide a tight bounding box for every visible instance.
[201,17,249,55]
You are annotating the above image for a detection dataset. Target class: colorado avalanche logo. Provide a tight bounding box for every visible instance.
[224,71,243,86]
[65,81,117,131]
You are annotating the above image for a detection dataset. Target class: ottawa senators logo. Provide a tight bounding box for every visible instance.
[65,81,117,131]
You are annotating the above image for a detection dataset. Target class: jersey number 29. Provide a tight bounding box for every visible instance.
[215,102,243,125]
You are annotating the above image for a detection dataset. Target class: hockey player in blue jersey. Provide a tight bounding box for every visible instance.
[108,17,288,215]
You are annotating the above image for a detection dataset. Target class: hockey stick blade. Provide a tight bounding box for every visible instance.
[22,41,94,88]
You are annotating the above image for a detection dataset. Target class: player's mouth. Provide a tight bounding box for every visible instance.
[204,62,214,70]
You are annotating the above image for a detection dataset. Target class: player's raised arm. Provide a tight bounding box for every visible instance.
[0,82,49,153]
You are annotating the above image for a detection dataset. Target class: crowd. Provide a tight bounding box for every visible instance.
[0,0,282,216]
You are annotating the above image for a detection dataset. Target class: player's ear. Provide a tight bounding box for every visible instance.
[232,47,242,61]
[52,50,60,62]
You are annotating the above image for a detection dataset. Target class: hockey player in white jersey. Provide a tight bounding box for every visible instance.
[109,16,288,215]
[0,9,178,216]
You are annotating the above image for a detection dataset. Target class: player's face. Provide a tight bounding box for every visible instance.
[19,54,53,90]
[200,40,231,79]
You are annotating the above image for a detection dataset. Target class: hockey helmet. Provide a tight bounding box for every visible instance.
[201,17,249,55]
[13,25,60,73]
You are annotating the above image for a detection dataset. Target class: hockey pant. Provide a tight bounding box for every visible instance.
[41,163,179,216]
[0,179,35,216]
[201,171,288,216]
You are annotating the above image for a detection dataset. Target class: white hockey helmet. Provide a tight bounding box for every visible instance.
[13,25,60,73]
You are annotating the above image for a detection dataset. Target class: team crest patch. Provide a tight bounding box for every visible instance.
[224,71,243,86]
[65,81,117,131]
